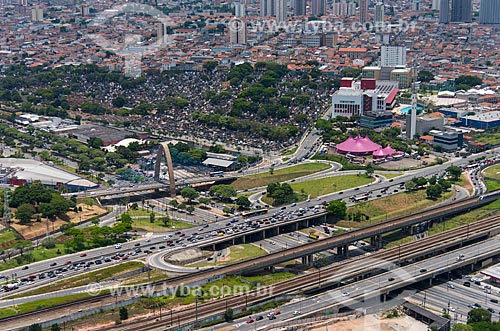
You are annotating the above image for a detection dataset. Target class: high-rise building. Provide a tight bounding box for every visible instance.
[480,0,500,24]
[260,0,274,17]
[31,5,43,22]
[347,0,357,16]
[275,0,287,22]
[439,0,450,23]
[311,0,326,16]
[432,0,441,10]
[451,0,471,22]
[359,0,368,23]
[413,0,421,11]
[294,0,306,16]
[234,2,246,17]
[381,46,407,67]
[80,5,89,16]
[230,20,247,44]
[375,2,384,24]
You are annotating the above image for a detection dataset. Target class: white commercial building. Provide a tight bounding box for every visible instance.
[331,79,398,118]
[381,45,407,67]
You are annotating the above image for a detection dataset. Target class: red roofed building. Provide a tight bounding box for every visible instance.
[332,79,399,118]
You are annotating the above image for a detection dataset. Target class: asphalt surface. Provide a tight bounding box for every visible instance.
[207,236,500,331]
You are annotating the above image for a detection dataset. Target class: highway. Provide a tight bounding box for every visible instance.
[218,236,500,331]
[3,212,499,331]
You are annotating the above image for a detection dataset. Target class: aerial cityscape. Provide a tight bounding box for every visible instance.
[0,0,500,330]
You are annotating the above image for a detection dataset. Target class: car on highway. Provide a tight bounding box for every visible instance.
[50,262,57,267]
[487,308,495,313]
[246,318,254,324]
[292,311,301,316]
[388,277,395,281]
[256,315,263,321]
[21,266,29,270]
[80,253,87,257]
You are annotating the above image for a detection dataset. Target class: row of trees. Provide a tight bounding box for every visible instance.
[451,308,500,331]
[11,182,74,224]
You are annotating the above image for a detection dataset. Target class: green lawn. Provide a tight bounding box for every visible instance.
[131,217,193,233]
[126,208,165,217]
[188,244,266,267]
[486,180,500,192]
[281,146,298,156]
[0,243,67,272]
[381,193,500,248]
[0,229,19,249]
[484,164,500,180]
[474,132,500,146]
[0,293,92,319]
[231,163,331,191]
[340,189,454,228]
[5,262,145,299]
[158,272,295,306]
[376,172,402,179]
[428,198,500,236]
[290,174,374,198]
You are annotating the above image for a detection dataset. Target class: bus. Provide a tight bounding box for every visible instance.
[242,209,268,218]
[309,233,319,240]
[352,193,369,202]
[209,171,224,177]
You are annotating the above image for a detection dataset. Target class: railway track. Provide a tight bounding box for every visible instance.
[88,216,500,331]
[3,195,498,330]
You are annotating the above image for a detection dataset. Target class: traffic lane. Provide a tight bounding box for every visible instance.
[238,238,500,331]
[5,151,497,287]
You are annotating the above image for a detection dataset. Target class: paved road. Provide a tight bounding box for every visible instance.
[209,236,500,331]
[2,150,496,298]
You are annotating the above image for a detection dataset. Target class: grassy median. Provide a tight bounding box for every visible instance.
[231,163,330,191]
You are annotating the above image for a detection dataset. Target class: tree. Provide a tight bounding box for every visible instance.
[186,205,195,214]
[120,213,132,226]
[149,212,155,224]
[404,181,417,192]
[415,177,428,188]
[209,185,236,201]
[446,165,462,181]
[417,70,434,83]
[203,60,218,72]
[119,307,129,320]
[438,178,452,191]
[326,200,347,220]
[50,324,62,331]
[236,196,251,209]
[41,237,56,249]
[28,324,42,331]
[199,197,211,206]
[365,163,374,177]
[426,185,443,200]
[169,200,179,209]
[224,308,234,322]
[467,308,491,324]
[178,203,187,211]
[160,216,170,227]
[222,207,231,214]
[181,187,200,204]
[15,203,35,224]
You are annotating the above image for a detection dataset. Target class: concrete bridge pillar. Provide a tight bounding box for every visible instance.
[302,256,307,265]
[343,244,349,257]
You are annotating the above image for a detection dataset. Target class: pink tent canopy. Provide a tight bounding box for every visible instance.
[382,145,397,155]
[372,145,397,158]
[336,134,382,155]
